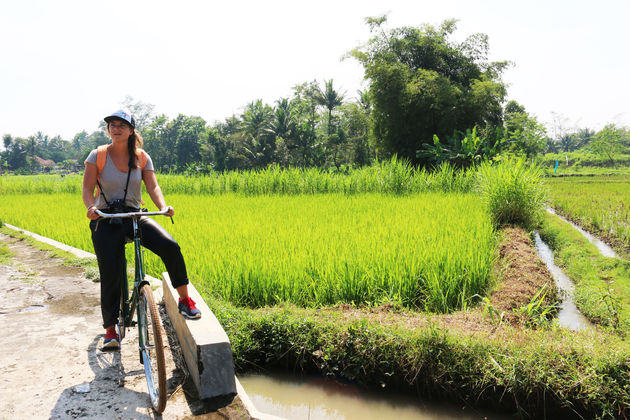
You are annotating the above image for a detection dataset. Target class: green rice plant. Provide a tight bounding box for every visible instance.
[0,192,496,313]
[474,158,548,230]
[547,175,630,247]
[0,159,477,196]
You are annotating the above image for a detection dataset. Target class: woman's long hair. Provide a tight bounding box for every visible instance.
[127,130,144,169]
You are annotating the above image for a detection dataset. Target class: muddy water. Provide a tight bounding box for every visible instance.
[546,208,618,258]
[533,232,592,331]
[240,373,512,420]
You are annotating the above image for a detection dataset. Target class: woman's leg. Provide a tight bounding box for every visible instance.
[137,217,201,318]
[137,217,189,290]
[90,220,128,329]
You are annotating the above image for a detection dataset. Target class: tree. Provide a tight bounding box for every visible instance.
[503,101,548,158]
[574,128,595,149]
[589,124,627,165]
[45,135,72,163]
[211,116,241,171]
[72,131,90,156]
[270,98,295,142]
[341,90,374,166]
[2,134,28,170]
[122,96,155,131]
[505,112,548,158]
[143,115,175,171]
[288,81,323,167]
[314,79,346,168]
[350,18,509,165]
[240,99,275,167]
[173,115,207,170]
[315,79,344,134]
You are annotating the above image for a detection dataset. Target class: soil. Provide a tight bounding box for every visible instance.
[0,232,252,420]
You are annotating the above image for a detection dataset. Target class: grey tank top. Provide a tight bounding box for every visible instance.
[85,148,154,210]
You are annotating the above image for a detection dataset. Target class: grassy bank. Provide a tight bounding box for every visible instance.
[538,212,630,332]
[0,240,12,264]
[211,299,629,419]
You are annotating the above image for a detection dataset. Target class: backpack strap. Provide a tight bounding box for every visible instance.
[135,148,148,170]
[96,145,108,179]
[97,146,147,175]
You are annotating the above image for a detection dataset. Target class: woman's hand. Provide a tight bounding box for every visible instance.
[161,206,175,217]
[86,206,99,220]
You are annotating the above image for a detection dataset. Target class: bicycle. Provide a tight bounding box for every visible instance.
[95,208,169,413]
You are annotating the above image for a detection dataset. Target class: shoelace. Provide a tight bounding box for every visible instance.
[181,297,197,309]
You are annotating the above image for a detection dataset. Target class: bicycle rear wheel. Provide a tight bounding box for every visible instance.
[138,284,167,413]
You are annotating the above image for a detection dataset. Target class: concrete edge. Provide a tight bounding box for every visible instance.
[1,224,282,419]
[4,224,95,259]
[162,271,237,399]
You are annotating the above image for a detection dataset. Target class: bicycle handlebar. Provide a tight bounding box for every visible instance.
[95,209,171,218]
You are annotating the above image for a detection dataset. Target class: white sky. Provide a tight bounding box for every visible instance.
[1,0,629,141]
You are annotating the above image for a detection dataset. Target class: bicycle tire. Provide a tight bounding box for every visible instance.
[138,284,167,413]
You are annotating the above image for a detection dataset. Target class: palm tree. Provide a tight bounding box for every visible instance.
[240,100,274,167]
[271,98,295,141]
[315,79,345,135]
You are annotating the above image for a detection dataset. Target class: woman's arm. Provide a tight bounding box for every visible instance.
[143,169,174,216]
[82,162,99,220]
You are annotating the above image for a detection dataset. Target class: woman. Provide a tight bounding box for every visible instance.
[82,109,201,350]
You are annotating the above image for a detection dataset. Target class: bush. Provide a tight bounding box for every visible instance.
[474,158,547,230]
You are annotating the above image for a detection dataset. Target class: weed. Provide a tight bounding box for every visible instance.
[514,286,559,328]
[473,294,504,326]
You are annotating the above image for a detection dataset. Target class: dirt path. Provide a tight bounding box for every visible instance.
[0,232,251,420]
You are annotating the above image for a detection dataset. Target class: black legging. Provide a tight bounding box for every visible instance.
[90,217,189,328]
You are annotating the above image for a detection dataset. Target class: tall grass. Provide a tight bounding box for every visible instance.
[0,158,475,196]
[474,158,548,229]
[0,192,495,313]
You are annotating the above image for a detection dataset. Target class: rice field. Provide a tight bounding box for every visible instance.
[0,159,474,196]
[547,175,630,246]
[0,191,495,313]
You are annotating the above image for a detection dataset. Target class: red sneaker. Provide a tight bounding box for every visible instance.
[178,296,202,319]
[103,326,120,349]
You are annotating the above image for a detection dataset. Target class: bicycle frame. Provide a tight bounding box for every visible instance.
[95,209,169,336]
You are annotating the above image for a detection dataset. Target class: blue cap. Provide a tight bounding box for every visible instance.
[104,109,136,128]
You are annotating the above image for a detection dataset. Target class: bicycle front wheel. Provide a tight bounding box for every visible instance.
[138,284,167,413]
